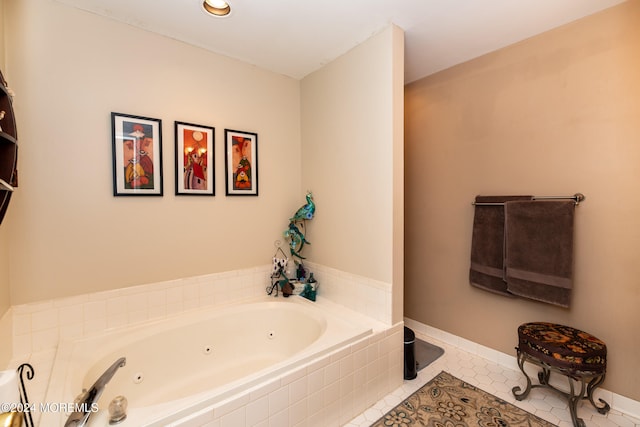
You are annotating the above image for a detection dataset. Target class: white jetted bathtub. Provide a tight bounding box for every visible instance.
[43,295,374,426]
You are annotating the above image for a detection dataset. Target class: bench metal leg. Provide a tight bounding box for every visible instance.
[511,348,610,427]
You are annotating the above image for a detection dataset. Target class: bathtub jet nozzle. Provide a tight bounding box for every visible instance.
[65,357,127,427]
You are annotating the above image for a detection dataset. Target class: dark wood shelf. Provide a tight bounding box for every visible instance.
[0,131,17,145]
[0,68,17,224]
[0,178,14,192]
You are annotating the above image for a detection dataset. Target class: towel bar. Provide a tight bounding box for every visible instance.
[472,193,585,206]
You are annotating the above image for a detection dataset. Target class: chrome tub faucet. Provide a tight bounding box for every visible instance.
[64,357,126,427]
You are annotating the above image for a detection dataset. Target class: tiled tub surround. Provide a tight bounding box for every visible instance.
[165,324,402,427]
[6,264,392,359]
[2,265,400,426]
[303,262,393,325]
[42,296,399,426]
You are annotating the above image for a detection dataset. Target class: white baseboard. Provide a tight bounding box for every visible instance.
[404,317,640,422]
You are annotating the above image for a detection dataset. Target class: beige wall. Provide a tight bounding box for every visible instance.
[300,25,404,322]
[2,0,402,325]
[390,27,405,325]
[0,0,4,68]
[405,1,640,402]
[3,0,302,304]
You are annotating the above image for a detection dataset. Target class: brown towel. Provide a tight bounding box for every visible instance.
[504,200,575,307]
[469,195,533,296]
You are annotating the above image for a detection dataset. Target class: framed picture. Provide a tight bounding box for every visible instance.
[175,121,215,195]
[224,129,258,196]
[111,112,163,196]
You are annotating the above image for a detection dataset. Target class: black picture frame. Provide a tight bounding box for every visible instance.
[175,121,215,196]
[224,129,258,196]
[111,112,163,196]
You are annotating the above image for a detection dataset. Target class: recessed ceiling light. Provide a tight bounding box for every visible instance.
[203,0,231,17]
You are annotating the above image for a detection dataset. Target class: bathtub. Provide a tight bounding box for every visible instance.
[42,295,376,426]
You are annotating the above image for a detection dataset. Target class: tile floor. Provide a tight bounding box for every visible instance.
[345,329,640,427]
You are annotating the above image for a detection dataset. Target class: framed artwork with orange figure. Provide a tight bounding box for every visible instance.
[175,121,215,196]
[111,112,163,196]
[224,129,258,196]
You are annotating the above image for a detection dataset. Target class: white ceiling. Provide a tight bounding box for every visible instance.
[54,0,626,83]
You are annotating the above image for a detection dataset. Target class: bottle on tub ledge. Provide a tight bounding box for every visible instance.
[300,273,318,302]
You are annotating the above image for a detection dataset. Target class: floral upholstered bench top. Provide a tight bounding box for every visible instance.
[518,322,607,375]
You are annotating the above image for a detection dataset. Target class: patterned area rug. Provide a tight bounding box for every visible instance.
[371,371,555,427]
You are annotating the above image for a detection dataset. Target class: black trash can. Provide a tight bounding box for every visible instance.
[404,326,417,380]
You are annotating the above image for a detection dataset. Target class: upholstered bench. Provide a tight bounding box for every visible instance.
[512,322,610,427]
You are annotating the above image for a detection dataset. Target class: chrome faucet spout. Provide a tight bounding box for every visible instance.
[64,357,126,427]
[94,357,126,390]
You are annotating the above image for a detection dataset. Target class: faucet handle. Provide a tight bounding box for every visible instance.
[108,395,128,424]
